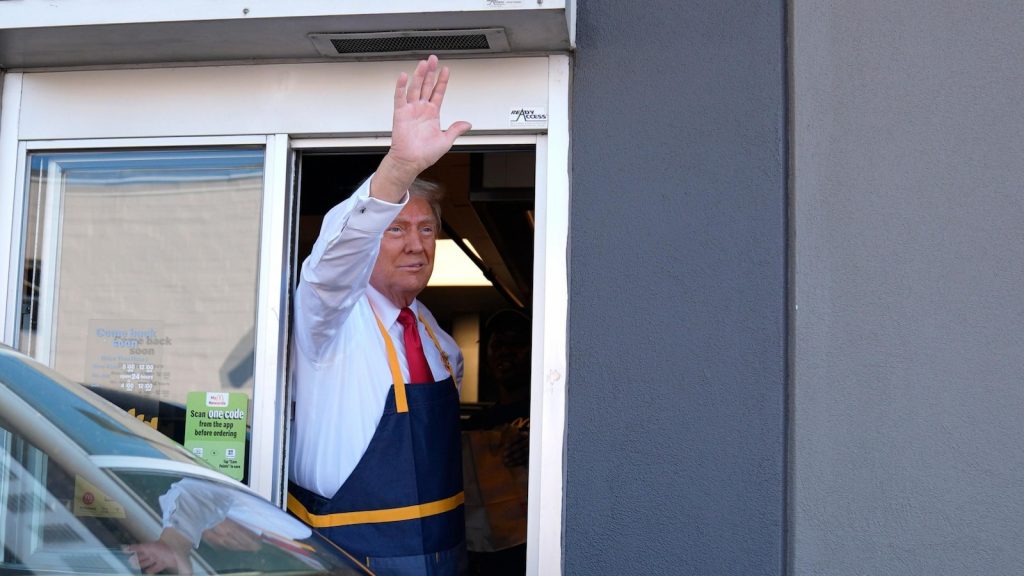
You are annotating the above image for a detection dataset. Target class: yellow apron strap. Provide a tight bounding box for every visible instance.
[372,311,409,413]
[418,312,456,387]
[370,304,457,414]
[288,491,465,528]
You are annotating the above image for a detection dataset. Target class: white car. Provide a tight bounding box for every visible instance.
[0,345,372,575]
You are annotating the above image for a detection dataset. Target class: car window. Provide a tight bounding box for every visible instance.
[0,412,369,575]
[114,471,353,574]
[0,415,147,574]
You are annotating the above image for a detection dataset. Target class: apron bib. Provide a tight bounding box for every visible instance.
[289,308,465,560]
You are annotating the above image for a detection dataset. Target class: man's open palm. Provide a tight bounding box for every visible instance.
[387,55,472,181]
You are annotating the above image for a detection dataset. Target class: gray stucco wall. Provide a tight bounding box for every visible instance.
[793,2,1024,574]
[567,2,787,574]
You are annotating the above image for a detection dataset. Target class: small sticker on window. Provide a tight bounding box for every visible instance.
[73,476,127,518]
[509,107,548,128]
[184,391,249,481]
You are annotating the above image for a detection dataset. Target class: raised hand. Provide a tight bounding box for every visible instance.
[372,55,472,202]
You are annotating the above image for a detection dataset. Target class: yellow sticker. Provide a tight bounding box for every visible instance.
[73,476,126,518]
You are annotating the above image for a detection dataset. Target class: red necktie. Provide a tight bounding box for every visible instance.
[397,307,433,384]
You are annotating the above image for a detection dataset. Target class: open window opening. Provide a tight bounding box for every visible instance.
[293,146,535,574]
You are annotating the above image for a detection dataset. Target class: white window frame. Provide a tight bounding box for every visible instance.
[529,54,569,576]
[1,134,292,503]
[289,109,569,576]
[0,73,24,342]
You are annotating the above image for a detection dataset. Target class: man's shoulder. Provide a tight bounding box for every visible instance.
[414,300,439,322]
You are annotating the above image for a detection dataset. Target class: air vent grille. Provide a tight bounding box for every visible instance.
[330,34,490,55]
[310,29,509,58]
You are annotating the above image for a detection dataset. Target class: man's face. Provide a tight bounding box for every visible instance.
[370,196,437,307]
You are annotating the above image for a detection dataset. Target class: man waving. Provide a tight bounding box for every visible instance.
[288,55,472,575]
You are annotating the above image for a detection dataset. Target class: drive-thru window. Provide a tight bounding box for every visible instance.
[0,55,569,574]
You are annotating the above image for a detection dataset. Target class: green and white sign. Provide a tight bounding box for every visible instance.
[184,391,248,481]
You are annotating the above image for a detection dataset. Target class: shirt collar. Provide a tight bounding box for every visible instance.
[366,285,420,327]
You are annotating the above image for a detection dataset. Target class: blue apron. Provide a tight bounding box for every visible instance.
[289,309,465,573]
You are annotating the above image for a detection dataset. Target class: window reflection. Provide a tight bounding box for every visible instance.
[19,148,263,412]
[0,417,352,574]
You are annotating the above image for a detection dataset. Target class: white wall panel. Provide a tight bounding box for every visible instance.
[19,58,549,140]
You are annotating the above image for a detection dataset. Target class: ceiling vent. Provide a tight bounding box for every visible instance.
[310,29,510,58]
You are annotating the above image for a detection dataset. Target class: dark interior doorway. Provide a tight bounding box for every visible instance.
[294,148,535,403]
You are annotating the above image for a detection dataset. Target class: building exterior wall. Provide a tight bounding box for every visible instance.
[4,1,1021,573]
[567,1,787,574]
[792,1,1024,574]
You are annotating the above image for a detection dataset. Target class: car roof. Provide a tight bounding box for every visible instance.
[0,345,203,465]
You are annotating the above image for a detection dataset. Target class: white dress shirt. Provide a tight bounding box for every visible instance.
[160,478,311,547]
[289,176,464,499]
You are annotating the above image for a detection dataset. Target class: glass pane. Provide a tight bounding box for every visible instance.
[0,414,362,574]
[17,148,263,418]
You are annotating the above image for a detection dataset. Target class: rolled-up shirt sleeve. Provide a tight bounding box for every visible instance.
[293,175,407,363]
